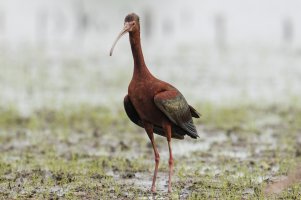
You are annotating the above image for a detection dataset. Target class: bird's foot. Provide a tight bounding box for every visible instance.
[151,186,156,193]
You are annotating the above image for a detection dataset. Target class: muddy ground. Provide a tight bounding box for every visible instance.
[0,103,301,199]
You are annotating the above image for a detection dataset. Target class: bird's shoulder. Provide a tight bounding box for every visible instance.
[151,77,178,92]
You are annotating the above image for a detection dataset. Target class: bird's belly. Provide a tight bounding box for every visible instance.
[130,94,167,126]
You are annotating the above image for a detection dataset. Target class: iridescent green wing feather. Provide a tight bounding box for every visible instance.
[124,95,185,139]
[154,91,199,138]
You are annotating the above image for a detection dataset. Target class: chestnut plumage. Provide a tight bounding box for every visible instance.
[110,13,200,193]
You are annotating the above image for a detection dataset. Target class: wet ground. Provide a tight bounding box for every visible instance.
[0,103,300,199]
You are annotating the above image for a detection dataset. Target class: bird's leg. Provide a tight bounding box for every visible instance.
[144,123,160,193]
[163,123,173,193]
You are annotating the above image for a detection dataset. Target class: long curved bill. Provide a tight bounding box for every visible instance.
[110,22,132,56]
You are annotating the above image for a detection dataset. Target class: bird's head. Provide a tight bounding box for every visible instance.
[110,13,140,56]
[124,13,140,32]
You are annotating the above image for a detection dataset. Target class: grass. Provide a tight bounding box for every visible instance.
[0,103,301,199]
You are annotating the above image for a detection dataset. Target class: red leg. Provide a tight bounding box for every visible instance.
[144,123,160,193]
[163,123,173,193]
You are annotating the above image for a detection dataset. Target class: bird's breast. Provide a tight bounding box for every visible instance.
[128,82,154,105]
[128,81,167,125]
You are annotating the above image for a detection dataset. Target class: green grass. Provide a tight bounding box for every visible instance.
[0,105,118,130]
[0,103,301,199]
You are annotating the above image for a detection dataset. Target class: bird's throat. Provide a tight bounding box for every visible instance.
[129,31,151,78]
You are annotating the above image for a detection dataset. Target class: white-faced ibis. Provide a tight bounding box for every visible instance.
[110,13,200,193]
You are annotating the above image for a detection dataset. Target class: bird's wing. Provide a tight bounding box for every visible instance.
[189,105,201,118]
[154,90,199,138]
[124,95,143,127]
[124,95,181,138]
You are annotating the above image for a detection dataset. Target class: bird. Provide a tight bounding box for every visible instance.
[110,13,200,193]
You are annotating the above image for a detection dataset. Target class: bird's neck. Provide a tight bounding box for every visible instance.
[129,31,152,79]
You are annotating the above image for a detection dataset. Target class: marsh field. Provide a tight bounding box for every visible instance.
[1,46,301,199]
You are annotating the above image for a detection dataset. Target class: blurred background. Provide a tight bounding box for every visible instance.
[0,0,301,114]
[1,1,301,198]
